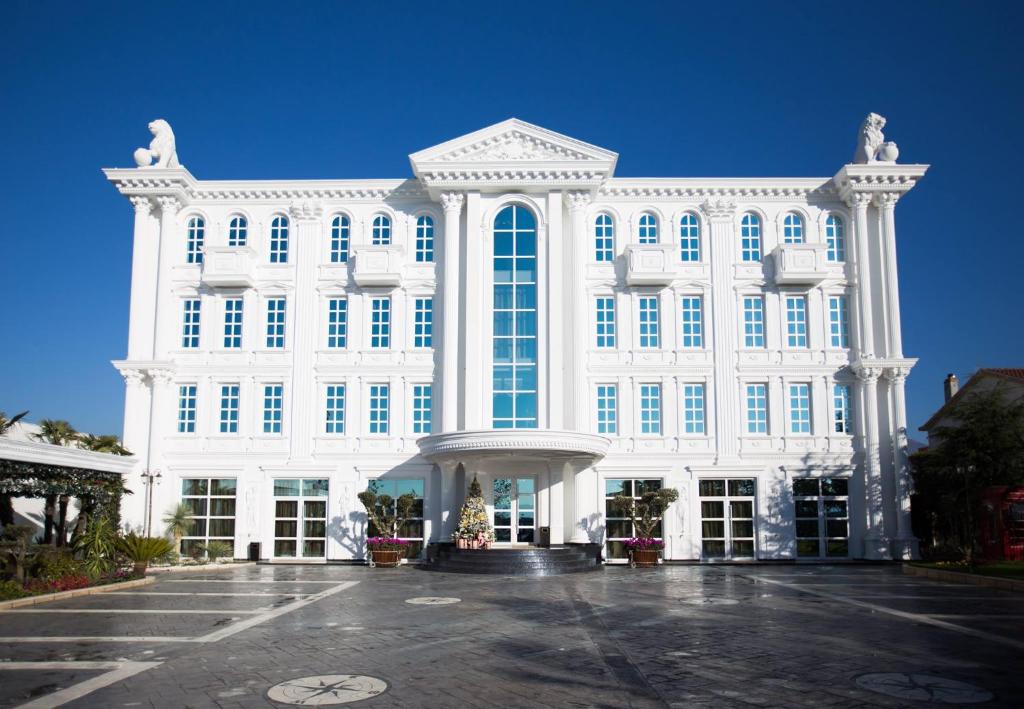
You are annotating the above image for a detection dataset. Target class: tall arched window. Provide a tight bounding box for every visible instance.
[186,216,205,264]
[228,216,247,247]
[783,212,804,244]
[493,204,537,429]
[372,215,392,245]
[740,213,762,262]
[825,214,846,262]
[594,213,614,262]
[679,212,700,262]
[415,215,434,262]
[330,214,350,263]
[270,216,289,263]
[638,212,658,244]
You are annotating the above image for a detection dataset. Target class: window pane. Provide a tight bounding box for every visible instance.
[728,479,756,497]
[699,480,725,497]
[211,479,237,495]
[822,478,849,496]
[274,480,300,497]
[182,479,208,496]
[793,479,819,496]
[209,499,235,516]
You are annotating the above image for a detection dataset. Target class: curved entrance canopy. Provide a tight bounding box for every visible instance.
[417,429,610,466]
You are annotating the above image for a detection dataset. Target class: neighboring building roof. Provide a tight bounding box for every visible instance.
[920,368,1024,432]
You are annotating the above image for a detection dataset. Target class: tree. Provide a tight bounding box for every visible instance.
[162,503,192,554]
[911,387,1024,564]
[0,410,28,435]
[33,420,80,447]
[609,486,680,539]
[78,434,132,456]
[453,476,494,544]
[357,488,417,539]
[0,410,29,526]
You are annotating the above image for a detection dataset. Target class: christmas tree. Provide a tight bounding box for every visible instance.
[454,475,494,544]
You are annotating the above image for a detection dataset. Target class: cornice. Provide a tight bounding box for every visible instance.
[599,178,837,201]
[832,163,929,204]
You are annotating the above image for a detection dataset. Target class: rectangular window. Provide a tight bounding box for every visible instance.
[368,384,389,434]
[370,297,391,349]
[414,298,433,348]
[223,298,243,349]
[785,295,808,348]
[366,479,425,558]
[327,298,347,349]
[177,384,197,434]
[415,217,434,262]
[265,298,285,349]
[828,295,849,348]
[181,298,201,349]
[412,384,432,434]
[596,384,617,434]
[595,215,614,262]
[595,297,616,348]
[605,479,663,559]
[273,478,328,558]
[179,478,236,558]
[794,477,849,558]
[699,478,756,559]
[833,384,852,434]
[639,383,661,435]
[745,383,768,434]
[682,383,706,434]
[742,296,765,348]
[325,384,345,434]
[680,296,703,348]
[789,383,812,434]
[219,384,240,434]
[638,296,660,348]
[330,216,349,263]
[263,383,283,434]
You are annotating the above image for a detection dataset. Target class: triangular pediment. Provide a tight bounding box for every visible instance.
[410,118,617,195]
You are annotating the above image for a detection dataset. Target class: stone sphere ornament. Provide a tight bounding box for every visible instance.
[133,148,152,167]
[877,141,900,163]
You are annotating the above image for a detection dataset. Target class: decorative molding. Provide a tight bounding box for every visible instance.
[699,198,736,221]
[288,200,323,221]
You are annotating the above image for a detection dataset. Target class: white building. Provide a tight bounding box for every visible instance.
[106,116,925,562]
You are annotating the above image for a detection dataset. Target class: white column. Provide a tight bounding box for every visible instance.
[877,193,904,358]
[549,462,565,544]
[887,367,918,558]
[439,192,464,432]
[287,201,323,460]
[545,192,563,430]
[848,192,876,357]
[570,463,598,544]
[153,197,182,357]
[464,192,483,429]
[120,370,152,464]
[701,199,740,461]
[858,366,889,559]
[564,192,591,431]
[146,369,175,474]
[126,197,157,360]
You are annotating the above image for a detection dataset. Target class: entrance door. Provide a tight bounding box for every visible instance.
[272,478,328,559]
[492,477,536,544]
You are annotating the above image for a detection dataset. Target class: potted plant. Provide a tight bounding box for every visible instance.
[357,487,417,567]
[115,533,174,576]
[609,487,679,567]
[365,537,409,567]
[453,476,494,549]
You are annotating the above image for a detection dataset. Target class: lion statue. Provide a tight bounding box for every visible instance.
[854,112,899,164]
[133,119,180,168]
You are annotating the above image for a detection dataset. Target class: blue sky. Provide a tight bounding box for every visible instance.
[1,0,1021,440]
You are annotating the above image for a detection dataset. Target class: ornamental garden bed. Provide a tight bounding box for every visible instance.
[0,572,153,609]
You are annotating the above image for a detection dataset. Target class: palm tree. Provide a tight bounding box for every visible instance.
[162,503,192,555]
[0,410,28,435]
[78,434,132,456]
[33,419,80,447]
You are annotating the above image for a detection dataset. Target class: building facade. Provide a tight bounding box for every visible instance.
[107,116,925,562]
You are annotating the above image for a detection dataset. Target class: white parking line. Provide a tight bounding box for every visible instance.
[6,609,265,615]
[107,591,309,597]
[749,575,1024,650]
[0,580,358,644]
[161,579,340,584]
[0,660,161,709]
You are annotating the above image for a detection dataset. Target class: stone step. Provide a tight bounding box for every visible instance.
[427,546,602,576]
[429,559,600,575]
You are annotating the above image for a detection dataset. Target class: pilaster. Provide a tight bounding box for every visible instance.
[565,191,591,431]
[886,363,919,559]
[287,200,323,460]
[153,197,181,357]
[127,197,157,360]
[854,362,889,559]
[876,193,904,358]
[439,192,464,432]
[464,192,482,429]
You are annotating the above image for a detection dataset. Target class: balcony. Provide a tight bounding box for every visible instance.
[201,246,255,287]
[352,245,404,287]
[625,243,677,286]
[772,243,829,285]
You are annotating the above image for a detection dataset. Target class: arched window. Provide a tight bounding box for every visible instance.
[330,214,350,263]
[783,212,804,244]
[594,213,614,262]
[372,215,392,245]
[186,216,205,264]
[493,204,538,429]
[227,216,247,247]
[638,212,658,244]
[415,215,434,262]
[740,213,762,262]
[825,214,846,262]
[270,216,289,263]
[679,213,700,262]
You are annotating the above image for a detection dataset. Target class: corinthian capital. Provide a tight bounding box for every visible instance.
[129,196,153,217]
[563,191,591,213]
[120,368,149,388]
[148,368,174,386]
[699,198,736,221]
[440,192,465,214]
[289,200,323,221]
[156,196,181,217]
[843,192,874,210]
[874,192,900,209]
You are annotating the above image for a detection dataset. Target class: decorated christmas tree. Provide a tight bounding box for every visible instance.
[454,475,494,548]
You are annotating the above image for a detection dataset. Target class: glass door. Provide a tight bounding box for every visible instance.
[492,477,535,544]
[699,479,756,559]
[273,478,328,558]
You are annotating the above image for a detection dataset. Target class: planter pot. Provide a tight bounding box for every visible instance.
[456,537,468,549]
[369,550,402,568]
[629,549,661,568]
[133,561,149,576]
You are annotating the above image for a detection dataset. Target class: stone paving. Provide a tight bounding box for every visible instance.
[0,564,1021,708]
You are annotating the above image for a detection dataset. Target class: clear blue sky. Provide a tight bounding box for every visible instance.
[1,0,1021,440]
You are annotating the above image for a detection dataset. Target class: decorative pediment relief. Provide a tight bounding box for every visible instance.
[439,130,599,163]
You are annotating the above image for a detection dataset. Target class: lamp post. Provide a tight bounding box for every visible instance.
[141,469,162,536]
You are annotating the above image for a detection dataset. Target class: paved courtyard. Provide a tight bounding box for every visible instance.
[0,564,1021,708]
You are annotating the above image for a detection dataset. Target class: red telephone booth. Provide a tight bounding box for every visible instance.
[980,487,1024,561]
